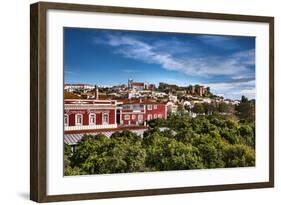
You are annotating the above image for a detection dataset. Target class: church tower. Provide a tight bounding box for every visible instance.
[128,78,133,89]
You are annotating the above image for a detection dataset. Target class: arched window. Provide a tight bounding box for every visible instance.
[124,115,130,120]
[89,113,96,125]
[64,114,68,126]
[75,114,83,126]
[138,115,143,121]
[103,113,109,124]
[132,114,136,120]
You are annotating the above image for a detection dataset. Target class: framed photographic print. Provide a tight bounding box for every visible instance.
[30,1,274,202]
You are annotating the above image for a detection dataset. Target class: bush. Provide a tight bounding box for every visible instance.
[223,144,255,167]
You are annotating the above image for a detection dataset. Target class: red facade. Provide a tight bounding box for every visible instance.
[66,109,116,126]
[120,100,167,126]
[64,99,117,131]
[64,99,167,131]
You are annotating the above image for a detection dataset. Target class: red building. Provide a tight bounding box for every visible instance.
[64,99,167,131]
[131,82,145,91]
[64,99,118,131]
[119,99,167,126]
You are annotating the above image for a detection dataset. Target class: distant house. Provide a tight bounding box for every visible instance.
[128,79,145,91]
[128,91,142,99]
[203,98,212,104]
[64,84,94,92]
[166,101,178,114]
[168,94,178,103]
[128,79,155,91]
[152,91,167,98]
[224,99,240,105]
[131,82,145,91]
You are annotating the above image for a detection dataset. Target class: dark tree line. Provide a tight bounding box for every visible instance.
[190,96,255,122]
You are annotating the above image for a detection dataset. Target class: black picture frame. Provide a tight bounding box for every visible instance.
[30,1,274,202]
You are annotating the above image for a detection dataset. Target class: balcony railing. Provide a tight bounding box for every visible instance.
[65,124,117,131]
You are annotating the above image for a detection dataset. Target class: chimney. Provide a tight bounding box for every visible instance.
[95,85,99,100]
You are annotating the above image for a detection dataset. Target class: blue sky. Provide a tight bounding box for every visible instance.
[64,27,255,100]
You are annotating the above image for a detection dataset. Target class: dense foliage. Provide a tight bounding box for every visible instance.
[65,98,255,175]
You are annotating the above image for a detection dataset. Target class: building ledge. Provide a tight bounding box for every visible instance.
[64,125,147,134]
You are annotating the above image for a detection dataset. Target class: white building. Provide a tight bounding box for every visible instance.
[128,91,142,99]
[166,101,178,114]
[169,94,178,103]
[64,84,95,92]
[203,98,212,104]
[152,91,167,98]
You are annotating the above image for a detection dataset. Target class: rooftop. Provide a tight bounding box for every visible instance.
[64,126,147,145]
[132,82,145,86]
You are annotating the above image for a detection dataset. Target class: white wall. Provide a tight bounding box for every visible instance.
[0,0,279,204]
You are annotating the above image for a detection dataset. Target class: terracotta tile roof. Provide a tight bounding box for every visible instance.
[132,82,144,86]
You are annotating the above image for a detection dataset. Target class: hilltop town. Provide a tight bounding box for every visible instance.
[63,79,252,146]
[64,79,240,115]
[63,79,256,175]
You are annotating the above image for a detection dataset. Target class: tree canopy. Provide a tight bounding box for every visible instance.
[65,111,255,175]
[235,96,255,122]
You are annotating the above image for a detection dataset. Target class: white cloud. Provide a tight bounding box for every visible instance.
[95,34,254,79]
[228,88,256,100]
[197,35,241,50]
[202,80,255,100]
[203,80,255,90]
[93,33,255,99]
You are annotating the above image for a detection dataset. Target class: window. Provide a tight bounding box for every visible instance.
[103,113,109,124]
[158,114,162,118]
[138,115,143,121]
[154,105,158,109]
[75,114,83,126]
[123,105,131,110]
[125,115,130,120]
[64,114,68,126]
[132,115,136,120]
[132,104,144,110]
[154,114,157,119]
[89,114,96,125]
[147,105,152,110]
[147,114,152,120]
